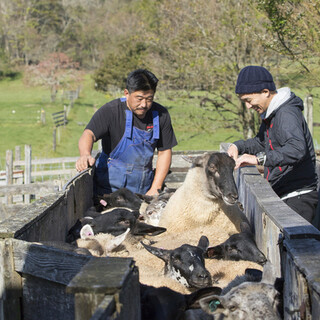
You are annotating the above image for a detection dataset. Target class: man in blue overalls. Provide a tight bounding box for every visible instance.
[76,69,177,196]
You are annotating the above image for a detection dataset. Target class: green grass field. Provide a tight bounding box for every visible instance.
[0,74,319,169]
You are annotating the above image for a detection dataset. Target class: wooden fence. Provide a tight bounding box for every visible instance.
[1,145,78,206]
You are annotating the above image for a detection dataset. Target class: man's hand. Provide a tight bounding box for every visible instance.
[228,144,239,160]
[235,154,258,169]
[145,187,160,196]
[76,155,96,172]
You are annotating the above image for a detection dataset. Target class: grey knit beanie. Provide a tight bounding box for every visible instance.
[235,66,276,94]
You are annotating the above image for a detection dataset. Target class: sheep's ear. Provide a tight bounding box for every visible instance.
[99,199,108,207]
[199,295,224,314]
[80,224,95,239]
[197,235,209,252]
[205,245,223,259]
[141,242,171,262]
[181,155,197,163]
[105,228,130,253]
[187,286,222,309]
[192,153,210,168]
[134,221,166,236]
[240,221,252,234]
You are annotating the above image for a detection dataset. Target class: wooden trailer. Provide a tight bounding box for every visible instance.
[0,146,320,319]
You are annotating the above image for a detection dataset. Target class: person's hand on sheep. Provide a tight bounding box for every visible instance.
[235,154,259,169]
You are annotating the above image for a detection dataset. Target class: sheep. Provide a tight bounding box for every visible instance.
[66,208,166,242]
[205,220,267,265]
[140,284,221,320]
[198,262,283,320]
[139,268,264,320]
[87,187,151,217]
[140,187,175,226]
[75,225,130,256]
[38,226,130,257]
[159,152,243,233]
[141,235,212,289]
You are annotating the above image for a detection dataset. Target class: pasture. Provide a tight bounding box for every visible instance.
[1,74,320,170]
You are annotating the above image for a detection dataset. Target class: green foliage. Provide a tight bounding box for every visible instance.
[93,39,148,92]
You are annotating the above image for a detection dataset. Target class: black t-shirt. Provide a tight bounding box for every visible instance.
[86,98,178,154]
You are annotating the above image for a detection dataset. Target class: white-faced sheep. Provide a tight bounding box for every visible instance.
[159,152,244,233]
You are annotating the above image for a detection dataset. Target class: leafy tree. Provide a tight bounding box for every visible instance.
[255,0,320,88]
[24,52,82,101]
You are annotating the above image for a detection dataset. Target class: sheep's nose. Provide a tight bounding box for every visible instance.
[199,272,209,279]
[229,193,238,201]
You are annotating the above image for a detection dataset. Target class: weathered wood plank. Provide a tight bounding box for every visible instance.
[239,165,320,240]
[67,258,134,294]
[90,295,115,320]
[0,181,59,196]
[12,239,91,285]
[67,258,138,320]
[0,239,22,320]
[0,193,64,239]
[22,274,75,320]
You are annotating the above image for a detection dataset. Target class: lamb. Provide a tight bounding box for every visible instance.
[198,262,283,320]
[205,221,267,265]
[87,187,152,217]
[142,235,212,289]
[75,225,130,256]
[66,207,166,242]
[159,152,241,233]
[38,226,130,257]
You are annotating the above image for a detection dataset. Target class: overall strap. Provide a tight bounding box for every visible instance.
[125,109,133,138]
[152,110,160,140]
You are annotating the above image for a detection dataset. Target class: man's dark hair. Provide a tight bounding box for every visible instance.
[126,69,158,93]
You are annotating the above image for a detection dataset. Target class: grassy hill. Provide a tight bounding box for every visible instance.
[0,74,319,169]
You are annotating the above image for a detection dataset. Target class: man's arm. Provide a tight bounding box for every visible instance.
[76,129,97,172]
[146,149,172,196]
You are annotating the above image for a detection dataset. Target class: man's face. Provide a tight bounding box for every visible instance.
[124,89,154,119]
[239,90,270,114]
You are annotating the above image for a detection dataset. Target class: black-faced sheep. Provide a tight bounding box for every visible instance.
[88,187,151,216]
[142,235,212,289]
[159,152,240,232]
[205,221,267,265]
[81,208,166,236]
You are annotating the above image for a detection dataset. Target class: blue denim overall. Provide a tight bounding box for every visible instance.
[94,99,160,195]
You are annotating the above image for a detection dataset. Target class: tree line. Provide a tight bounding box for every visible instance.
[1,0,319,138]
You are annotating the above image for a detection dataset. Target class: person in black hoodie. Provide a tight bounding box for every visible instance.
[228,65,318,224]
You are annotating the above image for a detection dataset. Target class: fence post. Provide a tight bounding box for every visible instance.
[53,128,56,152]
[5,150,13,205]
[304,94,313,136]
[64,105,67,127]
[24,145,32,204]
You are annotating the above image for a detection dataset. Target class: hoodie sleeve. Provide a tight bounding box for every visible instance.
[233,122,266,155]
[264,107,307,167]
